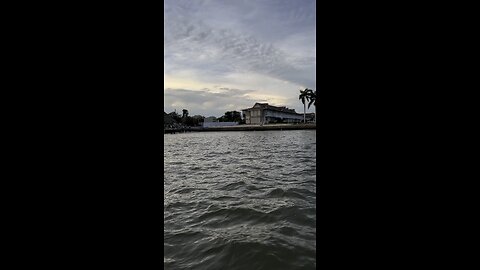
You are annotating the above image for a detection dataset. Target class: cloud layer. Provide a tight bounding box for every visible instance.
[164,0,316,117]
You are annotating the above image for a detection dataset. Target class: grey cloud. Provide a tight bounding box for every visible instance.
[164,88,259,117]
[164,0,316,88]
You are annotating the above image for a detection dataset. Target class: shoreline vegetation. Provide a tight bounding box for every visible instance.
[164,123,316,134]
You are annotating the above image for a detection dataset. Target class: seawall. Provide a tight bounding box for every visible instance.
[164,123,316,134]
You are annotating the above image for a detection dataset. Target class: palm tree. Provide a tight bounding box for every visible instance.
[299,89,309,123]
[181,109,189,125]
[306,89,317,123]
[299,88,315,123]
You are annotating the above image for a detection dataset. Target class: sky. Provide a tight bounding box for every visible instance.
[164,0,316,117]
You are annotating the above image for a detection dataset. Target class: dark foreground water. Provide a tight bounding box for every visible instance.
[164,130,316,270]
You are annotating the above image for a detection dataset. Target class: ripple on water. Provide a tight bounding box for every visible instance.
[164,130,316,270]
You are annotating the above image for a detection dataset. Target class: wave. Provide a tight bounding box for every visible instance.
[164,130,316,269]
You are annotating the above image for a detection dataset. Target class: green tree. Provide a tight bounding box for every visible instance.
[299,89,310,123]
[219,111,242,122]
[191,115,205,126]
[306,89,316,123]
[168,111,181,123]
[182,109,189,118]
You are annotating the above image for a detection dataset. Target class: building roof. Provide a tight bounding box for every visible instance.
[242,103,299,114]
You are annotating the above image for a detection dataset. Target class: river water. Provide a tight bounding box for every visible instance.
[164,130,316,269]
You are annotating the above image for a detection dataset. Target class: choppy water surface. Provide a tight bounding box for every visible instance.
[164,130,316,270]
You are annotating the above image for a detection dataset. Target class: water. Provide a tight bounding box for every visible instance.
[164,130,316,270]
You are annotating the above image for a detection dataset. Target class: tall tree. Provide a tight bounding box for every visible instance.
[219,111,242,122]
[181,109,189,125]
[299,89,310,123]
[306,89,316,123]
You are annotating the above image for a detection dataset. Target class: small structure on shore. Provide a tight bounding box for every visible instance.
[242,103,303,125]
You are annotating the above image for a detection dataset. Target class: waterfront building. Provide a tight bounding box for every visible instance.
[242,103,304,125]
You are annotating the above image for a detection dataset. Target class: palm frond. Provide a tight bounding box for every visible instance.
[307,99,314,109]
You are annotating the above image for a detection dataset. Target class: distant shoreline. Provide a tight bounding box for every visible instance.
[164,123,316,134]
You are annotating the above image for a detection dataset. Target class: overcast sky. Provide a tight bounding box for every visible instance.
[164,0,316,117]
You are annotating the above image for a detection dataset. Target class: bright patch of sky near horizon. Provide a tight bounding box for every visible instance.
[164,0,316,117]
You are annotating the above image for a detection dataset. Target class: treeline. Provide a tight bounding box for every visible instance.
[218,111,242,123]
[164,109,244,127]
[164,109,204,127]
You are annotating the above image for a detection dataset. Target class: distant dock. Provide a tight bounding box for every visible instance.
[164,123,316,134]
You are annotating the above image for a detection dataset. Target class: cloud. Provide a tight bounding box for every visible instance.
[164,0,316,116]
[164,15,315,87]
[164,88,259,117]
